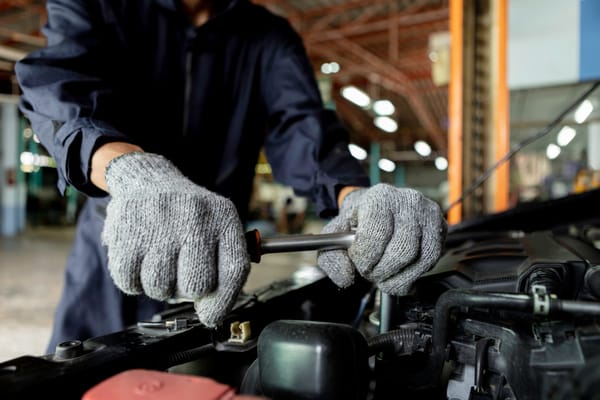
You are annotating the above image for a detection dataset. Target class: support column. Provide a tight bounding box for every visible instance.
[394,165,405,187]
[447,0,464,224]
[490,0,510,213]
[370,142,381,185]
[447,0,509,223]
[0,96,26,236]
[588,122,600,170]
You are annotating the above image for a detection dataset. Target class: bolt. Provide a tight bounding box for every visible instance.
[54,340,84,360]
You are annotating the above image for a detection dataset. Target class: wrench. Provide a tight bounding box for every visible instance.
[245,229,355,263]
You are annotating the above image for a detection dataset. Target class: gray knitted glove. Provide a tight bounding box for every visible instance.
[317,183,447,296]
[101,152,250,327]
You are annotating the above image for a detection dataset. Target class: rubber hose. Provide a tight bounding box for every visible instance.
[367,326,416,356]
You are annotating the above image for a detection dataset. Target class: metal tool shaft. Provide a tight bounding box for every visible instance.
[260,232,355,254]
[245,229,355,263]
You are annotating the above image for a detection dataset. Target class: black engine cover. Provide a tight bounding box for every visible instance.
[414,231,600,300]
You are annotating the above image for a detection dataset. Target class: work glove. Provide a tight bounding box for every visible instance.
[317,183,447,295]
[101,152,250,327]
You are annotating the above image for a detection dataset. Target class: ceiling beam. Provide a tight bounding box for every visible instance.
[292,0,390,20]
[303,9,448,43]
[0,59,13,71]
[0,43,26,61]
[0,27,45,46]
[346,20,448,48]
[306,2,390,33]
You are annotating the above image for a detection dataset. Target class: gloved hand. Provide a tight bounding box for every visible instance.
[101,152,250,327]
[317,183,447,295]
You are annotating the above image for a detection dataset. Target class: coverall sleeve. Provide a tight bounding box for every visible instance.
[261,23,371,218]
[15,0,131,196]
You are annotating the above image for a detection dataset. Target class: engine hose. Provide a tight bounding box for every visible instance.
[432,290,532,358]
[427,290,532,382]
[166,344,215,366]
[427,289,600,382]
[554,299,600,315]
[367,326,416,356]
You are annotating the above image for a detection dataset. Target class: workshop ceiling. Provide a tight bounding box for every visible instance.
[255,0,450,158]
[0,0,450,159]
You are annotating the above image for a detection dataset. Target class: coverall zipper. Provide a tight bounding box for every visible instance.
[182,50,193,137]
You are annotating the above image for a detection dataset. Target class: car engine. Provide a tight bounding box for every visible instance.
[2,189,600,399]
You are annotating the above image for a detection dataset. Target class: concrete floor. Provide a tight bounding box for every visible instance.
[0,226,73,362]
[0,223,321,362]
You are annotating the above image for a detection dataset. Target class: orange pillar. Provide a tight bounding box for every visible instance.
[447,0,463,224]
[493,0,510,212]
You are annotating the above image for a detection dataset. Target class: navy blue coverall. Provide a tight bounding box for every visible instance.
[15,0,370,353]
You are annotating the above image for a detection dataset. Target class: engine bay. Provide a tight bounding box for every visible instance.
[2,189,600,399]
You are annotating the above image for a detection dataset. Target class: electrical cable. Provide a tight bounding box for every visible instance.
[367,325,417,356]
[166,343,215,366]
[444,80,600,215]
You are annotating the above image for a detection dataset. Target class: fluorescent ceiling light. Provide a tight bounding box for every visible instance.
[435,156,448,171]
[575,100,593,124]
[20,151,34,165]
[414,140,432,157]
[546,143,561,160]
[321,62,341,75]
[374,116,398,133]
[557,126,576,147]
[348,143,367,160]
[341,86,370,108]
[378,158,396,172]
[373,100,395,116]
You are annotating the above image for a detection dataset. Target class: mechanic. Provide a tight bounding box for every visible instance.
[15,0,447,353]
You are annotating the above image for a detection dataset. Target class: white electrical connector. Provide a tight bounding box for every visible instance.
[229,321,252,344]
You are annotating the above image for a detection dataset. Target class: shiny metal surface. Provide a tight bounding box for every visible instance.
[260,231,355,254]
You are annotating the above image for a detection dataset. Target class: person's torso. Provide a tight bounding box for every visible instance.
[91,0,290,217]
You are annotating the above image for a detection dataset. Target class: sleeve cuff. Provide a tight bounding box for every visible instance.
[313,172,370,218]
[56,118,132,197]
